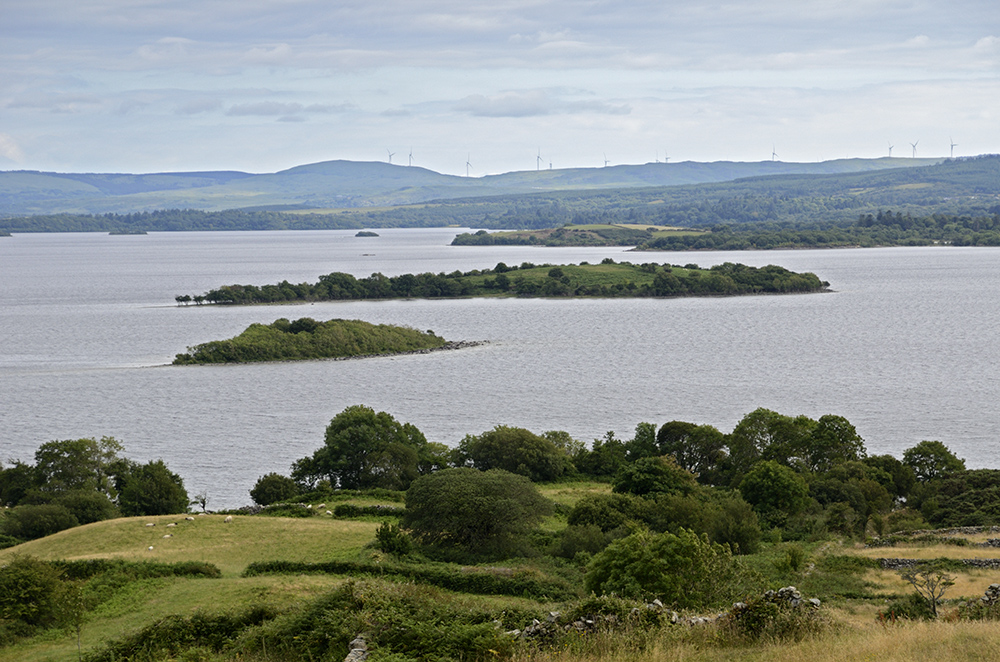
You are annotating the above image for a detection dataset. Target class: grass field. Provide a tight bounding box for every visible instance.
[4,490,1000,661]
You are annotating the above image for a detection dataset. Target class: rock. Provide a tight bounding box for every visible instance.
[344,635,368,662]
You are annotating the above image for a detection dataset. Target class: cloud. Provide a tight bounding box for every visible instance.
[225,101,355,118]
[176,98,224,115]
[0,133,25,163]
[455,90,630,117]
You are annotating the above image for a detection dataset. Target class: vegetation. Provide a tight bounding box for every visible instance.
[8,403,1000,660]
[179,260,829,306]
[172,317,448,364]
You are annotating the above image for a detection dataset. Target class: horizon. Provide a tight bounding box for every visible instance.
[3,1,997,176]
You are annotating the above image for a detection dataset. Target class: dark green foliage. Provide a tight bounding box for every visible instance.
[567,493,642,532]
[117,459,189,517]
[0,461,35,507]
[242,560,576,600]
[51,489,119,524]
[374,521,413,557]
[551,524,614,559]
[0,503,79,540]
[725,409,817,484]
[611,455,698,497]
[333,503,403,518]
[174,317,446,363]
[573,431,628,478]
[51,559,221,581]
[721,591,825,642]
[33,436,124,497]
[879,592,937,622]
[0,555,64,627]
[585,528,750,609]
[923,469,1000,526]
[656,421,727,485]
[402,468,553,558]
[83,606,279,662]
[239,581,521,662]
[292,405,431,491]
[452,425,571,482]
[249,472,299,506]
[903,440,966,483]
[739,461,810,527]
[864,454,918,501]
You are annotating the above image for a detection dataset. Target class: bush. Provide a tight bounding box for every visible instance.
[53,489,119,524]
[0,503,78,540]
[403,468,552,558]
[878,592,936,622]
[117,459,189,516]
[249,472,299,506]
[585,528,747,609]
[0,555,64,627]
[374,521,412,557]
[721,588,825,641]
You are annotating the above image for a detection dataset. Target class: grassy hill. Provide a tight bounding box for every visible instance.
[4,485,1000,661]
[0,157,942,216]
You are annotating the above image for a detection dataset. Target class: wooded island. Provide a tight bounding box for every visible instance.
[176,259,829,306]
[172,318,448,364]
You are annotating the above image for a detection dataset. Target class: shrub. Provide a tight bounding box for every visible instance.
[585,528,747,609]
[0,503,79,540]
[878,592,936,622]
[721,588,825,642]
[0,555,64,627]
[249,472,299,506]
[374,521,412,557]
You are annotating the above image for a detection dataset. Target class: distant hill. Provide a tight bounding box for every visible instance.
[0,157,942,216]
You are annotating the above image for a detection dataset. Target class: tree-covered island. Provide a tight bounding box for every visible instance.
[177,259,829,306]
[172,318,452,364]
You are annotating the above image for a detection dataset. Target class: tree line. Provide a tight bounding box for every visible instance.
[0,438,190,546]
[180,260,828,305]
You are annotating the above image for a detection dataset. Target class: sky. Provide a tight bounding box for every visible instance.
[1,0,998,176]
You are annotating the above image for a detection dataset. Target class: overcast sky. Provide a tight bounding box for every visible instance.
[2,1,997,175]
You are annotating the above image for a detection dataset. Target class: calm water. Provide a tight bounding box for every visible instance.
[2,229,999,508]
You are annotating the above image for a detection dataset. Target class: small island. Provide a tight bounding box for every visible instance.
[109,229,148,235]
[355,230,380,237]
[452,224,705,247]
[173,317,451,364]
[178,259,829,305]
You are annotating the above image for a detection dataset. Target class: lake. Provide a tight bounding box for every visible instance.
[2,229,998,508]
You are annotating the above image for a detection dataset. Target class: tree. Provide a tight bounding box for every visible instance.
[402,468,552,557]
[452,425,569,482]
[657,421,727,484]
[903,440,966,483]
[738,460,810,527]
[292,405,430,490]
[33,436,124,497]
[584,528,743,609]
[0,504,79,541]
[726,409,816,484]
[0,460,35,507]
[117,459,189,516]
[899,564,954,618]
[250,473,299,506]
[624,422,658,461]
[612,456,698,497]
[805,415,866,472]
[573,431,628,477]
[0,555,65,627]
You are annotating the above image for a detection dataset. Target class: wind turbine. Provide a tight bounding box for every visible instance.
[887,141,894,157]
[664,149,670,163]
[408,148,413,167]
[386,148,395,164]
[603,153,610,167]
[536,148,543,172]
[950,137,958,158]
[465,153,472,177]
[771,145,778,162]
[910,141,919,158]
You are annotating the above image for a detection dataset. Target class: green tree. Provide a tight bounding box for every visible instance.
[0,504,79,541]
[33,436,124,497]
[402,468,552,557]
[726,409,816,484]
[250,473,300,506]
[903,440,966,483]
[585,528,743,609]
[624,422,659,461]
[612,456,698,497]
[292,405,429,490]
[452,425,569,482]
[573,431,628,477]
[0,555,65,627]
[805,415,866,471]
[117,460,189,516]
[656,421,727,484]
[0,460,35,507]
[739,460,810,527]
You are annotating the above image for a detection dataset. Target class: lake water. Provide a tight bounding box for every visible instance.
[2,229,999,508]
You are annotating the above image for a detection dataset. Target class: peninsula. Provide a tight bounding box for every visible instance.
[177,259,829,306]
[172,318,449,364]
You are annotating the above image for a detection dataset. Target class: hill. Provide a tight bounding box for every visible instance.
[0,156,941,217]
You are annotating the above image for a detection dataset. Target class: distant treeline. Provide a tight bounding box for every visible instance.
[2,155,998,233]
[180,260,828,305]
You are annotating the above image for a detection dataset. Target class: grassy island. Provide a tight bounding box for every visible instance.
[178,259,828,306]
[172,318,448,364]
[452,224,706,247]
